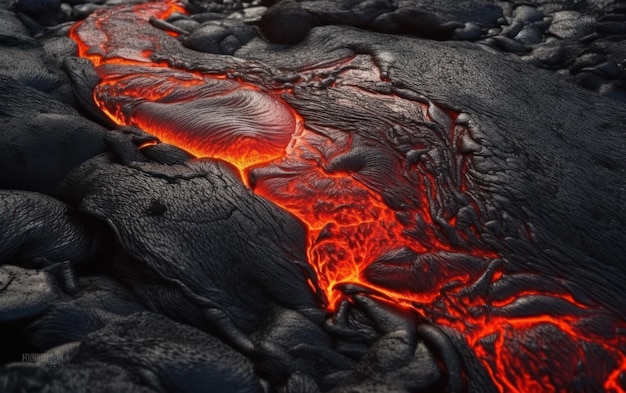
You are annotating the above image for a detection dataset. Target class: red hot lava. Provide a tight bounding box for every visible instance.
[69,2,626,392]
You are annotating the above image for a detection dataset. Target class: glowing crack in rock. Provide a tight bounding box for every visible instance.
[69,2,626,392]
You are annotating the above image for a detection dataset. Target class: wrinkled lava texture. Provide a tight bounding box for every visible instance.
[1,0,626,392]
[66,1,626,392]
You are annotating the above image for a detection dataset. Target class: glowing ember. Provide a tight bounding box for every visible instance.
[70,2,626,392]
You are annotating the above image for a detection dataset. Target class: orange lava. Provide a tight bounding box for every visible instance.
[69,2,626,392]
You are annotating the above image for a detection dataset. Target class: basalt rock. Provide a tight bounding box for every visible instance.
[0,190,101,265]
[0,77,107,194]
[259,0,312,45]
[56,152,320,337]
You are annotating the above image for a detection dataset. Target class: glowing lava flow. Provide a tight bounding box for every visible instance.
[70,2,626,392]
[70,1,297,170]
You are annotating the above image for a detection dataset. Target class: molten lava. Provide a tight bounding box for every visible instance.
[70,2,626,392]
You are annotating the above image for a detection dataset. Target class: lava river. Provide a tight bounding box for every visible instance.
[69,2,626,392]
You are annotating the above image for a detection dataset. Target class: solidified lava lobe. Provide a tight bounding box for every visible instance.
[70,1,298,170]
[70,2,626,393]
[94,68,299,169]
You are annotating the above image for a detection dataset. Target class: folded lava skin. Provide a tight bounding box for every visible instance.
[1,0,625,393]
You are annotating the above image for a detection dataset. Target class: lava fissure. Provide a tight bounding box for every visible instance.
[69,2,626,392]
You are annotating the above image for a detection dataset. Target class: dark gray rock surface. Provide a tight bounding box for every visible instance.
[56,154,319,334]
[259,0,313,45]
[0,77,107,194]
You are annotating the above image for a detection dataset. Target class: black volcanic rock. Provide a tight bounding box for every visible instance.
[23,275,146,350]
[259,0,313,45]
[0,77,107,194]
[14,0,60,16]
[0,190,101,265]
[1,312,264,393]
[371,7,459,39]
[183,24,231,53]
[57,152,319,336]
[0,265,58,322]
